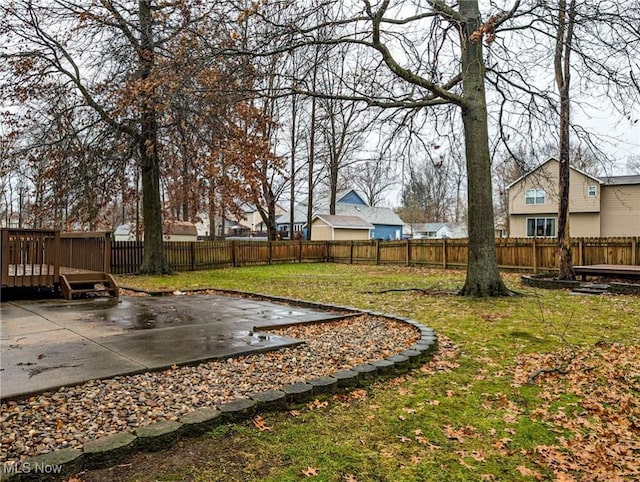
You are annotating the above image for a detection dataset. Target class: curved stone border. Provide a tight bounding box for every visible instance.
[2,291,437,481]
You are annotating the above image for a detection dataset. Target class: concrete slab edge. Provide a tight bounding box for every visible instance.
[2,290,438,482]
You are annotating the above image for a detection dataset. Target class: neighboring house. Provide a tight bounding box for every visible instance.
[412,222,468,239]
[275,206,308,239]
[507,158,640,237]
[237,203,286,233]
[277,189,404,240]
[309,215,373,241]
[114,221,198,242]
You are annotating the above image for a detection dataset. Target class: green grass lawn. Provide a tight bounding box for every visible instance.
[88,264,640,482]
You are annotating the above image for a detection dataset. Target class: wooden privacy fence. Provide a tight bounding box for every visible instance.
[109,237,640,275]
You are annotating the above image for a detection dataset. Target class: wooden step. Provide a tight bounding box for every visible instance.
[59,273,119,300]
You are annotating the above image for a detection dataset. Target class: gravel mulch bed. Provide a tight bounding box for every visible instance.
[1,314,421,465]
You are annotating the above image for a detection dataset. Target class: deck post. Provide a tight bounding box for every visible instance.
[104,232,112,273]
[1,229,8,286]
[53,231,61,283]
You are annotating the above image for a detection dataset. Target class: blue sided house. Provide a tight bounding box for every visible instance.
[276,190,404,240]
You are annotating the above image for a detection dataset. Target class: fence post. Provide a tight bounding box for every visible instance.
[231,241,237,267]
[442,238,447,269]
[349,241,354,264]
[325,241,330,262]
[578,239,584,266]
[190,241,196,271]
[532,239,537,273]
[406,239,411,267]
[298,239,303,263]
[268,241,273,265]
[375,239,380,265]
[632,238,638,266]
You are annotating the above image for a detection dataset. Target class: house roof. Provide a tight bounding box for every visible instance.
[276,206,308,225]
[312,215,373,229]
[336,204,404,226]
[598,175,640,186]
[505,157,602,190]
[414,222,451,232]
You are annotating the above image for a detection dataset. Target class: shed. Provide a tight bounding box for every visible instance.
[310,215,373,241]
[163,221,198,241]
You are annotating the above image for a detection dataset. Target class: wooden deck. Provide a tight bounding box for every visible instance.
[1,228,118,298]
[574,264,640,280]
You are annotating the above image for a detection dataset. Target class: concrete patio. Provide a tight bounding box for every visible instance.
[0,294,347,400]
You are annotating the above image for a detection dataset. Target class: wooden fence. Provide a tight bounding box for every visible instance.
[109,237,640,275]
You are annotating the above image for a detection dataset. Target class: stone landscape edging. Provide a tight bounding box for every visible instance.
[2,290,437,482]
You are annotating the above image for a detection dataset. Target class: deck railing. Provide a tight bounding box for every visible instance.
[1,229,61,287]
[60,232,111,273]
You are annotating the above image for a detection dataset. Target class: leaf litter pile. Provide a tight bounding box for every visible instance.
[1,314,420,465]
[513,342,640,481]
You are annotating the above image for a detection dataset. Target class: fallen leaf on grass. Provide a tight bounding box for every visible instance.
[470,450,486,462]
[252,415,272,431]
[444,425,466,442]
[288,410,301,417]
[302,466,319,477]
[306,399,329,411]
[516,465,544,480]
[344,474,358,482]
[503,413,519,424]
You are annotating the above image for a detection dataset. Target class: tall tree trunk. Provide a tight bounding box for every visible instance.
[306,57,319,240]
[555,0,576,280]
[289,93,297,239]
[459,0,509,297]
[137,0,169,274]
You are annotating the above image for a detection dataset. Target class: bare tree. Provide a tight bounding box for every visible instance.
[554,0,578,280]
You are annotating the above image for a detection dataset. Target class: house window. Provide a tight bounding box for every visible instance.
[588,185,597,197]
[526,217,556,237]
[525,188,545,205]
